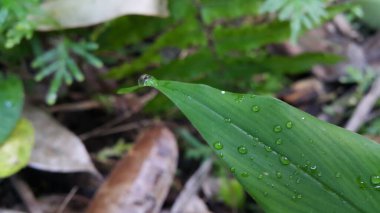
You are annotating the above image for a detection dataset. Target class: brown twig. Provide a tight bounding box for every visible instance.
[56,186,79,213]
[345,75,380,131]
[48,100,102,112]
[80,120,151,140]
[10,176,42,213]
[170,158,213,213]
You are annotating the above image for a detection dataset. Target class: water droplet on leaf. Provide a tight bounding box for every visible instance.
[371,175,380,185]
[286,121,293,129]
[138,74,157,86]
[230,167,236,173]
[275,138,283,145]
[356,176,367,189]
[213,141,223,150]
[276,171,282,178]
[265,146,272,152]
[235,95,244,103]
[280,156,290,165]
[219,153,224,158]
[251,105,260,112]
[241,172,249,177]
[273,125,282,133]
[237,145,248,154]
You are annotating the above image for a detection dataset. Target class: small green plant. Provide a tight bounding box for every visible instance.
[260,0,328,42]
[32,38,103,105]
[0,0,41,48]
[119,75,380,212]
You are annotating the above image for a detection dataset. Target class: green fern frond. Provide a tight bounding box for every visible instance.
[260,0,328,42]
[32,38,103,105]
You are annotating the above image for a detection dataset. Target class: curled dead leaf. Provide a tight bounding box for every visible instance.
[87,125,178,213]
[37,0,168,31]
[23,106,99,176]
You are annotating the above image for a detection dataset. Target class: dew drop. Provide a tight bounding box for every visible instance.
[276,171,282,178]
[280,156,290,165]
[317,172,322,177]
[265,146,272,152]
[250,156,255,161]
[356,176,367,189]
[237,145,248,154]
[335,172,341,178]
[371,175,380,185]
[230,167,236,173]
[251,105,260,112]
[310,165,317,173]
[258,174,264,179]
[286,121,293,129]
[235,95,244,103]
[138,74,157,86]
[213,141,224,150]
[221,91,226,94]
[241,172,249,177]
[275,138,283,145]
[224,118,231,123]
[219,153,224,158]
[297,194,302,199]
[273,125,282,133]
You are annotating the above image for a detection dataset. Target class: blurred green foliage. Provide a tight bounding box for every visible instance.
[95,0,343,114]
[0,0,41,48]
[0,0,346,107]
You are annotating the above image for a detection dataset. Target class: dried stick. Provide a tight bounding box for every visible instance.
[170,158,213,213]
[10,176,42,213]
[345,76,380,131]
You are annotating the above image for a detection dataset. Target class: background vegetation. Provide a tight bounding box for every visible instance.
[1,0,380,212]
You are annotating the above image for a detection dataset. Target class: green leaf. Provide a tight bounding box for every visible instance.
[356,0,380,29]
[213,22,290,55]
[0,118,34,178]
[0,74,24,144]
[200,0,260,24]
[121,76,380,212]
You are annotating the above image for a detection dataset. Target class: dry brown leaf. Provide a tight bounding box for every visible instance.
[37,0,168,31]
[23,106,99,176]
[87,125,178,213]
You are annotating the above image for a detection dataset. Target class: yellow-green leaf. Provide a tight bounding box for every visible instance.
[0,118,35,178]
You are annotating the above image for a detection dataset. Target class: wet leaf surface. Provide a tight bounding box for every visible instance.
[121,77,380,212]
